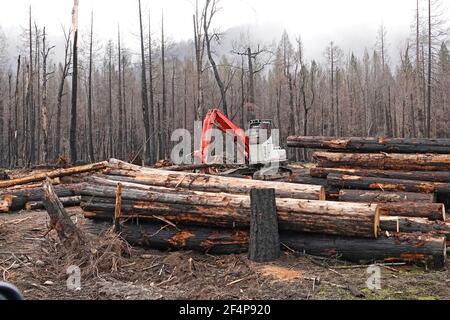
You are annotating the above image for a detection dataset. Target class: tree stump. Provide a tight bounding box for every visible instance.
[249,188,280,262]
[42,178,84,248]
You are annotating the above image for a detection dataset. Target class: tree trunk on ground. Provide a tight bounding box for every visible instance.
[105,159,325,200]
[83,221,447,269]
[327,173,450,194]
[25,196,81,211]
[314,152,450,171]
[0,162,106,189]
[0,183,84,212]
[380,216,450,241]
[378,203,445,221]
[249,189,280,262]
[311,167,450,183]
[339,189,436,203]
[288,136,450,154]
[80,183,380,238]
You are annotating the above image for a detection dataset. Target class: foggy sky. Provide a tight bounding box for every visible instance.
[0,0,448,62]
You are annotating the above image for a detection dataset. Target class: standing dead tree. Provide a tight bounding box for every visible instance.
[55,28,72,159]
[138,0,153,165]
[41,27,55,163]
[203,0,229,117]
[69,0,79,164]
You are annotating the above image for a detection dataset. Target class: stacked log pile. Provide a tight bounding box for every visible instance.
[287,136,450,250]
[78,159,446,268]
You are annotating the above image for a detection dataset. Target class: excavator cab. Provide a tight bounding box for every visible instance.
[248,120,287,166]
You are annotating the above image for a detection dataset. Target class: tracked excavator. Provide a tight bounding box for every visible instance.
[194,109,290,179]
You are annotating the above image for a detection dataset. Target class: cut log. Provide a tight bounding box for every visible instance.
[378,203,445,221]
[80,183,380,238]
[327,173,450,194]
[25,196,81,211]
[0,183,85,212]
[249,189,280,262]
[380,216,450,240]
[42,179,84,248]
[313,152,450,171]
[106,159,325,200]
[339,190,436,203]
[0,162,107,189]
[288,136,450,154]
[311,167,450,183]
[83,220,446,269]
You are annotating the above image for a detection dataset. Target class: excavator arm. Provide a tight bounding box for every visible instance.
[196,109,249,163]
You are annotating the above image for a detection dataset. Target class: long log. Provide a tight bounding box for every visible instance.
[311,167,450,183]
[327,173,450,194]
[378,203,445,221]
[106,159,325,200]
[83,220,446,269]
[288,136,450,154]
[0,162,107,189]
[313,152,450,171]
[380,217,450,241]
[0,183,85,212]
[80,184,380,238]
[25,196,81,211]
[339,190,436,203]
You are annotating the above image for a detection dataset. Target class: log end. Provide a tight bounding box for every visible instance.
[373,205,381,238]
[319,186,326,201]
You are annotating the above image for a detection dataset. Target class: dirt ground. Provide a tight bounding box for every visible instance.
[0,208,449,300]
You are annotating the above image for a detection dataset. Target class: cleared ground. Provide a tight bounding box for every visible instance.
[0,208,449,300]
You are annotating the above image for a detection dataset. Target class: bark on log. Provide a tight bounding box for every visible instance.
[42,179,84,248]
[25,196,81,211]
[0,171,10,181]
[83,220,446,269]
[0,183,85,212]
[311,167,450,183]
[380,216,450,241]
[378,203,445,221]
[80,184,380,238]
[106,159,325,200]
[0,162,107,189]
[249,189,280,262]
[327,173,450,194]
[288,136,450,154]
[313,152,450,171]
[339,190,436,203]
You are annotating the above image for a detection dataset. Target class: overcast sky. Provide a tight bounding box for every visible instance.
[1,0,448,60]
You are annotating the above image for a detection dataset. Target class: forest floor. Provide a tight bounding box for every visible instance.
[0,208,449,300]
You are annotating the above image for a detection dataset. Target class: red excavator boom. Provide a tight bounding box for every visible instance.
[196,109,249,163]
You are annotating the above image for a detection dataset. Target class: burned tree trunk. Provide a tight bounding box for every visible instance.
[288,136,450,154]
[378,203,445,221]
[25,196,81,211]
[42,179,84,248]
[80,183,380,238]
[0,162,106,189]
[83,221,446,269]
[314,152,450,171]
[339,190,436,203]
[311,167,450,183]
[327,173,450,194]
[248,189,280,262]
[380,216,450,241]
[106,159,325,200]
